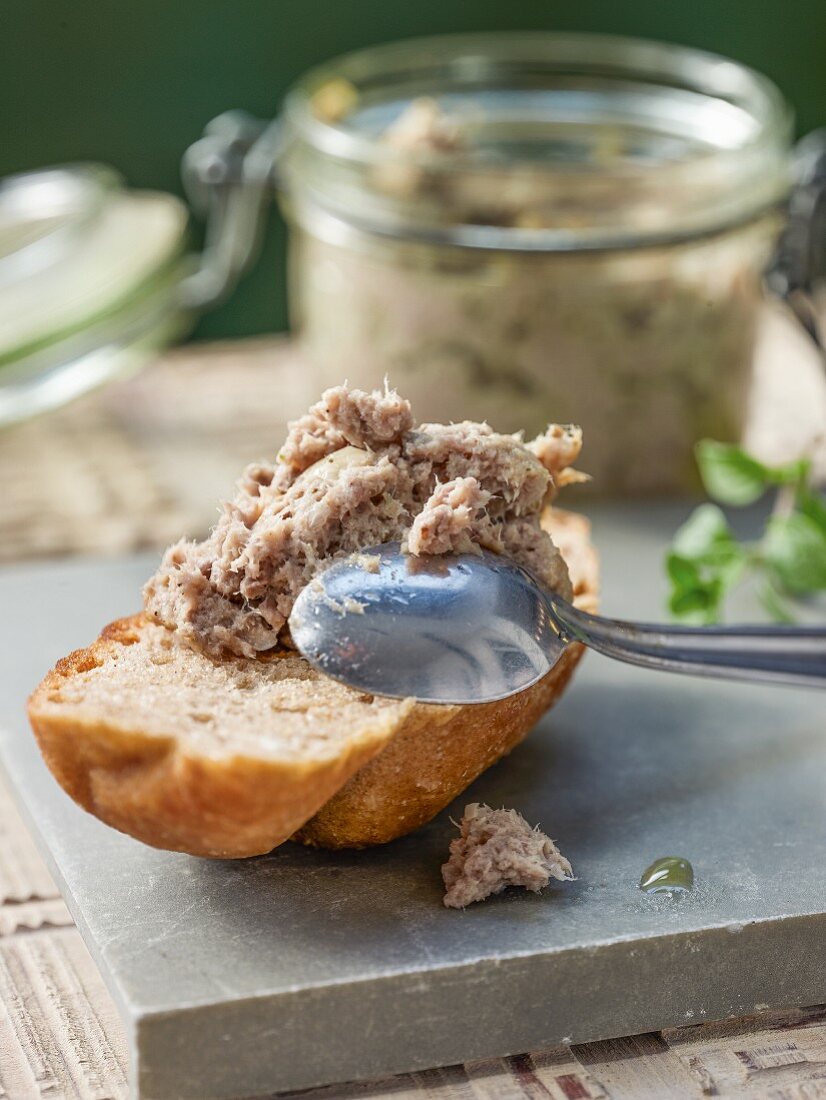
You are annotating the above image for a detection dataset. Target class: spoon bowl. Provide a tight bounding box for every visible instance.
[289,544,566,704]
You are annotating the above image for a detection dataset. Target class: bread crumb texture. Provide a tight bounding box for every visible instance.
[28,615,413,857]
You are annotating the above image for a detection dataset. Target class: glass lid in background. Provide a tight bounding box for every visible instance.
[0,165,191,427]
[0,164,116,283]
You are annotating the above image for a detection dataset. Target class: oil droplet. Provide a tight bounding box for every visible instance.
[639,856,694,896]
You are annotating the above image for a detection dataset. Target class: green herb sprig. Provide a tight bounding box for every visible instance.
[666,441,826,624]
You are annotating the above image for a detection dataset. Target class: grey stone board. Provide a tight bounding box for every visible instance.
[0,504,823,1098]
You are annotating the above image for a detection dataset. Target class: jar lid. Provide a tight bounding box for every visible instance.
[0,164,190,426]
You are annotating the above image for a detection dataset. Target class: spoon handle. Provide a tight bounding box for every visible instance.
[548,599,826,688]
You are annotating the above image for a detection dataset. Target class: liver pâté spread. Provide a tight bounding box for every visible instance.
[442,803,574,908]
[144,384,584,659]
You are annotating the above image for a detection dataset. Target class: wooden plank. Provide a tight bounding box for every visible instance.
[274,1051,607,1099]
[662,1006,826,1098]
[0,929,128,1100]
[0,782,128,1100]
[512,1049,608,1099]
[570,1033,699,1099]
[0,899,72,938]
[0,794,61,906]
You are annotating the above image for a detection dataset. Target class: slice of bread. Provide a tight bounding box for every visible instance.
[28,509,597,858]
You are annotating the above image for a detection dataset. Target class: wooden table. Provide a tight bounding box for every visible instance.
[1,317,825,1099]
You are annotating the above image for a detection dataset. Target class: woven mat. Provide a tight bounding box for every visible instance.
[1,305,825,566]
[0,337,318,561]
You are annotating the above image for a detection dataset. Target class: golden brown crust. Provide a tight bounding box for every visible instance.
[294,647,583,848]
[27,509,597,857]
[28,615,413,858]
[295,508,598,848]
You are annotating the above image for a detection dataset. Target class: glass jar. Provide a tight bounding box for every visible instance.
[0,111,278,427]
[277,33,793,494]
[0,165,192,424]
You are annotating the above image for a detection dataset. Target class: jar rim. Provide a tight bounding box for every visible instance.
[281,31,793,248]
[286,31,791,165]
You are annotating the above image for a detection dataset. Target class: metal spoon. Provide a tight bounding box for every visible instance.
[288,544,826,704]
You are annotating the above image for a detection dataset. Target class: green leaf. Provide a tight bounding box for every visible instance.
[695,440,770,506]
[666,553,725,624]
[762,513,826,593]
[668,583,723,624]
[767,457,812,487]
[797,486,826,536]
[671,439,824,623]
[666,551,701,589]
[672,504,742,565]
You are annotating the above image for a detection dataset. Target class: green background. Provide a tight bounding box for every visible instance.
[4,0,826,340]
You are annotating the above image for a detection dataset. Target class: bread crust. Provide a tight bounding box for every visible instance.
[295,509,598,848]
[27,509,597,857]
[294,647,584,848]
[28,617,414,858]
